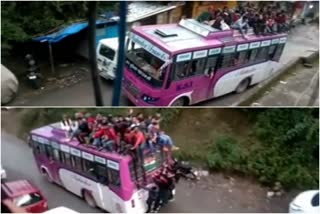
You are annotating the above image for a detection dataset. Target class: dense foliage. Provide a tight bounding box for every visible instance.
[205,109,319,189]
[1,1,117,55]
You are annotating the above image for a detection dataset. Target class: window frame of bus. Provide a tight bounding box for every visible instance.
[235,43,250,66]
[216,45,237,70]
[256,40,271,61]
[59,144,72,167]
[81,151,96,179]
[271,38,286,61]
[31,135,52,158]
[173,48,220,81]
[248,41,261,63]
[106,159,121,187]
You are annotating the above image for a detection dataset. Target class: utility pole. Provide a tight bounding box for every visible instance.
[112,1,127,106]
[88,1,103,106]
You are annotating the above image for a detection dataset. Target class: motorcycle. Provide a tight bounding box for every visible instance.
[26,65,42,89]
[172,159,198,182]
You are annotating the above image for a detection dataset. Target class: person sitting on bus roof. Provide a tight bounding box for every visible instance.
[196,6,215,23]
[85,113,96,131]
[69,117,90,144]
[211,15,223,30]
[105,122,119,150]
[92,123,104,148]
[156,131,174,163]
[232,15,250,38]
[130,125,146,162]
[61,114,74,137]
[265,14,277,34]
[275,10,288,33]
[145,132,157,155]
[100,135,115,152]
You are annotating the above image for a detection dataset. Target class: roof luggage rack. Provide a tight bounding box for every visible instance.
[155,29,178,38]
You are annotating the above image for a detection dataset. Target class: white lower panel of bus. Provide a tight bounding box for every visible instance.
[213,61,279,98]
[58,168,147,213]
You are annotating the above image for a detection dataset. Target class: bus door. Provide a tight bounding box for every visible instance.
[169,50,217,103]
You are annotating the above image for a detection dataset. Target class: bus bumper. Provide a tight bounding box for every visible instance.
[123,88,154,106]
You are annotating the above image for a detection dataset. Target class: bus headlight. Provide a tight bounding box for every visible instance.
[141,94,159,103]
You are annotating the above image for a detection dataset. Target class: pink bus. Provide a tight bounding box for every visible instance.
[30,123,167,213]
[123,19,288,106]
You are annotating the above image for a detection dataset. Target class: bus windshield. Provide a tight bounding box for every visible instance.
[126,41,166,88]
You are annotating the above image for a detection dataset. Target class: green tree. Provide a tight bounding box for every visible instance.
[1,1,117,56]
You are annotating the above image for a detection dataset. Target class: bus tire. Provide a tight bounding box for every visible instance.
[171,97,188,106]
[83,190,97,208]
[41,167,53,183]
[235,78,250,93]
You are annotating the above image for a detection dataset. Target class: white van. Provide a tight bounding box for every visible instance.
[96,37,140,80]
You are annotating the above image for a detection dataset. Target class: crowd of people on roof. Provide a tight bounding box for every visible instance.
[60,109,176,164]
[197,2,290,37]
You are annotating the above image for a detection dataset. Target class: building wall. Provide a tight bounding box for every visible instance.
[191,1,238,18]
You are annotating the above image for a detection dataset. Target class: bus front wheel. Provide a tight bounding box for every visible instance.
[83,190,97,208]
[171,97,188,106]
[235,78,250,93]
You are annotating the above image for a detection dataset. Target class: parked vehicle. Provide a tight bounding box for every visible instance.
[26,64,42,89]
[97,37,140,80]
[1,180,48,213]
[289,190,319,213]
[25,54,42,89]
[1,64,19,105]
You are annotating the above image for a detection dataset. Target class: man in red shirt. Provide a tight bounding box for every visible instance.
[128,125,146,164]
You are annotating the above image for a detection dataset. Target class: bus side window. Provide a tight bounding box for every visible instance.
[268,45,277,59]
[53,149,60,161]
[217,53,236,69]
[235,51,249,66]
[71,155,82,171]
[108,168,121,187]
[39,144,46,154]
[249,49,259,63]
[32,141,41,154]
[44,145,53,160]
[256,47,269,61]
[94,163,109,185]
[188,58,206,76]
[60,151,71,166]
[272,44,285,61]
[82,159,95,177]
[174,61,190,80]
[205,56,218,75]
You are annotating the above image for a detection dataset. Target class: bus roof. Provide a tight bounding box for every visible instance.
[30,123,131,162]
[131,19,287,55]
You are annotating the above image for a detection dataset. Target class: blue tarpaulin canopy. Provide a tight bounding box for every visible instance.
[33,20,115,43]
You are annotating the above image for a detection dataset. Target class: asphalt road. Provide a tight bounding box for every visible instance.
[1,129,293,213]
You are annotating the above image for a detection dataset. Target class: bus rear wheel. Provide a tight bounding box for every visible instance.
[83,190,97,208]
[235,78,250,93]
[171,97,188,106]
